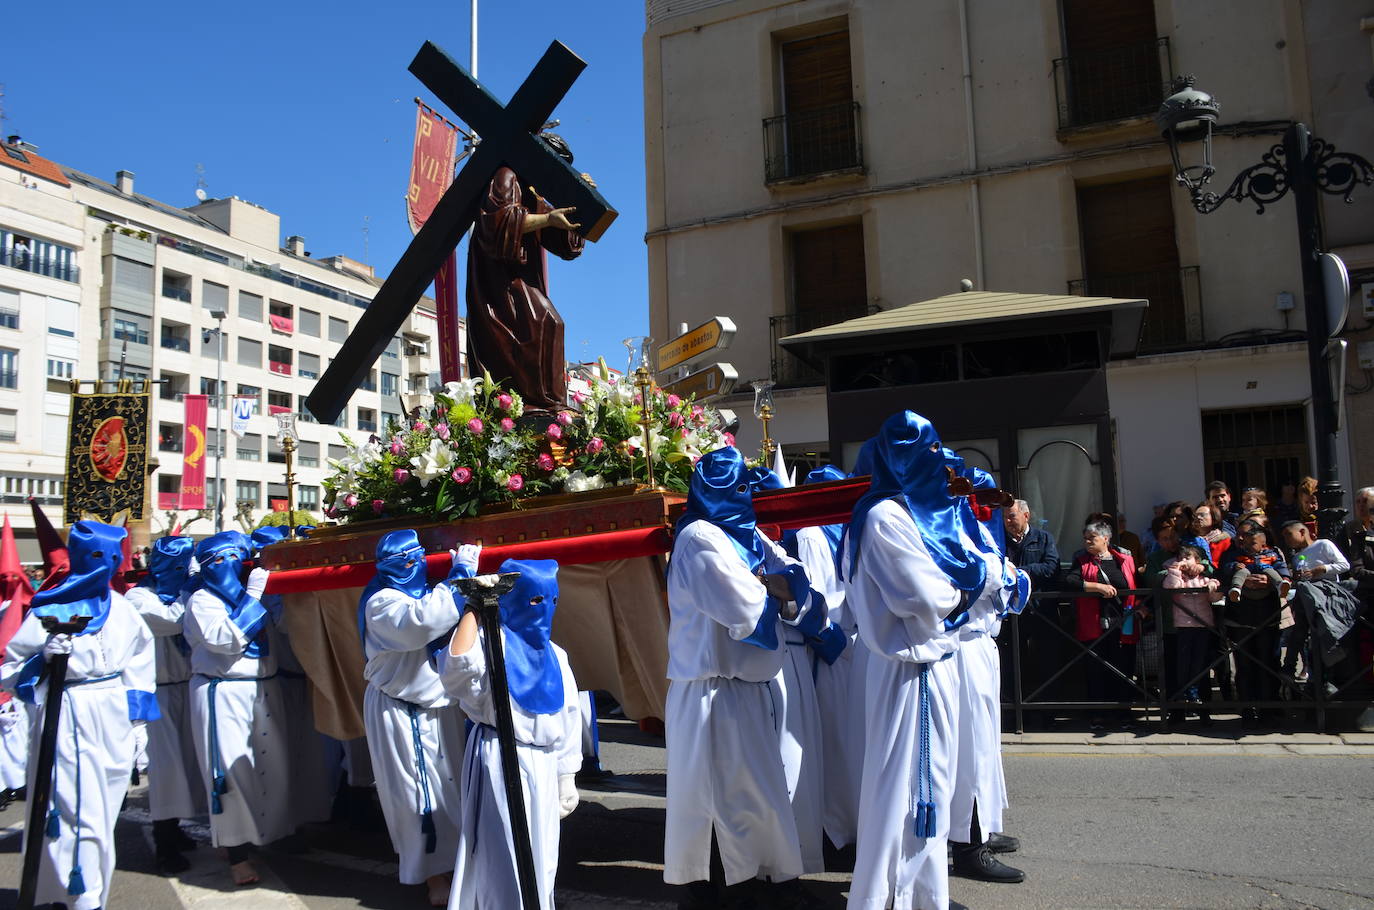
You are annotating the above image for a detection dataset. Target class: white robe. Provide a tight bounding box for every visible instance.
[184,586,294,847]
[663,522,806,887]
[0,698,28,791]
[0,594,157,910]
[439,630,580,909]
[948,527,1012,845]
[795,525,866,849]
[362,584,466,884]
[125,585,207,821]
[844,500,963,910]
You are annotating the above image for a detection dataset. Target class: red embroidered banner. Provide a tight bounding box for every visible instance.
[408,101,463,382]
[180,394,208,509]
[269,314,294,334]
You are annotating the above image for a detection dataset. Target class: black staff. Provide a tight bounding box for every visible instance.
[453,573,539,910]
[18,614,91,910]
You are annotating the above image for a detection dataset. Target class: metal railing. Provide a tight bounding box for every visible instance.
[1069,265,1202,352]
[1052,37,1172,130]
[769,303,878,386]
[763,101,863,182]
[0,369,16,389]
[1001,585,1373,732]
[162,285,192,302]
[0,248,79,283]
[160,335,190,352]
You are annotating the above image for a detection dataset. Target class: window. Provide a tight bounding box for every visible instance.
[113,317,149,346]
[299,308,320,337]
[202,281,229,315]
[766,26,859,181]
[1055,0,1168,129]
[200,377,223,397]
[47,298,77,337]
[361,370,377,392]
[380,372,399,398]
[160,371,188,400]
[236,480,261,508]
[298,440,320,467]
[0,408,15,441]
[327,444,347,463]
[332,408,347,429]
[46,357,74,380]
[267,388,292,416]
[2,230,78,282]
[162,271,192,303]
[159,422,183,453]
[157,473,182,495]
[160,321,191,352]
[0,347,18,388]
[112,257,153,296]
[1202,406,1308,502]
[237,383,261,399]
[239,291,263,322]
[237,337,262,368]
[297,393,315,422]
[776,222,868,385]
[297,485,319,510]
[0,288,17,329]
[206,477,222,508]
[382,411,401,432]
[299,351,320,380]
[328,316,349,343]
[237,433,262,462]
[269,301,294,334]
[357,408,377,433]
[268,345,292,376]
[383,337,401,361]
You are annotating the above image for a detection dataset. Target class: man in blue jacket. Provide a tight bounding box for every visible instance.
[1002,500,1062,729]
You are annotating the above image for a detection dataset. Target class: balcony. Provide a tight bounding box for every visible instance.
[0,369,17,389]
[0,248,79,283]
[769,303,879,386]
[269,313,294,334]
[268,360,292,376]
[1068,265,1202,352]
[160,334,190,353]
[162,285,191,303]
[763,102,863,183]
[1053,37,1172,131]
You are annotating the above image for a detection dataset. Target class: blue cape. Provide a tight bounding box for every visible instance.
[674,447,766,573]
[358,530,430,656]
[847,412,986,596]
[497,558,564,715]
[250,526,289,553]
[195,531,268,658]
[30,521,127,635]
[147,536,194,605]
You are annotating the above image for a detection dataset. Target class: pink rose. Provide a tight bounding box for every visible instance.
[572,391,587,405]
[666,394,681,408]
[323,505,338,518]
[507,474,524,492]
[500,417,515,432]
[371,499,385,514]
[546,423,562,440]
[393,468,410,484]
[586,437,604,455]
[412,420,428,434]
[496,393,513,411]
[556,410,573,426]
[467,417,484,435]
[723,432,735,447]
[667,411,684,428]
[389,439,404,455]
[537,452,555,471]
[342,493,359,509]
[451,466,472,484]
[435,422,451,440]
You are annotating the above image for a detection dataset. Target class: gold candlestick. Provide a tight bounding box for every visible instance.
[759,403,776,462]
[282,435,298,538]
[634,364,656,488]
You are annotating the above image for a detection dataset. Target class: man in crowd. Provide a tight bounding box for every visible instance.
[1206,481,1238,536]
[1002,500,1061,727]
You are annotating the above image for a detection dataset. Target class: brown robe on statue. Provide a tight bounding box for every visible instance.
[466,165,584,411]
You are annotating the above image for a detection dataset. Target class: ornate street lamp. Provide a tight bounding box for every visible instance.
[1157,76,1374,539]
[752,379,777,463]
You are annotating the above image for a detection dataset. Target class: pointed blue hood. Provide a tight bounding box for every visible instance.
[195,531,267,658]
[359,530,430,655]
[147,535,194,605]
[30,521,127,634]
[497,558,564,715]
[674,447,767,573]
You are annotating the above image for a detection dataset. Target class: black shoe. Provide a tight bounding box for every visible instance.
[173,826,197,851]
[678,881,719,910]
[766,879,826,909]
[155,848,191,875]
[987,832,1020,854]
[952,846,1025,883]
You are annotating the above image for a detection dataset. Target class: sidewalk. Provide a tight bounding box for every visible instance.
[1002,729,1374,755]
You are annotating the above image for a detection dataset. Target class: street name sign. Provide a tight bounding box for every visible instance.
[656,317,736,373]
[662,362,738,401]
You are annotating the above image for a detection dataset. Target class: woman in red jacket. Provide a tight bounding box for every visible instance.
[1065,518,1139,730]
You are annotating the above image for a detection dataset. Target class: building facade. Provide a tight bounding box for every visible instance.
[1,139,452,559]
[644,0,1374,538]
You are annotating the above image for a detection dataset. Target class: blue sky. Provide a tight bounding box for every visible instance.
[1,0,648,368]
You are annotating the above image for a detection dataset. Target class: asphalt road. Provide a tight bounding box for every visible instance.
[2,720,1372,909]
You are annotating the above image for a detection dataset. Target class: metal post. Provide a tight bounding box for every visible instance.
[453,574,540,910]
[18,615,91,910]
[1010,611,1025,734]
[1287,123,1346,540]
[213,311,226,532]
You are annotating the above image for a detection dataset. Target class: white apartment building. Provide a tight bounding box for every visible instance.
[1,137,453,559]
[644,0,1374,541]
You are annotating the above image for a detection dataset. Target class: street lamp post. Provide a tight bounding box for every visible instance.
[204,309,228,532]
[1156,77,1374,540]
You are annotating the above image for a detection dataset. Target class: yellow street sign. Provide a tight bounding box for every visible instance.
[656,317,736,373]
[661,363,738,401]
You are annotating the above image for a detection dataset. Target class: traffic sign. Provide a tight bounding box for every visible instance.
[661,362,738,401]
[1321,252,1350,337]
[657,317,736,373]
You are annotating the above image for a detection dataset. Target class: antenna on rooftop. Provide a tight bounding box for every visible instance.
[194,163,208,202]
[362,215,371,263]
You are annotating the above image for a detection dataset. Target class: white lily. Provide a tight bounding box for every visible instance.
[443,376,483,405]
[410,438,457,488]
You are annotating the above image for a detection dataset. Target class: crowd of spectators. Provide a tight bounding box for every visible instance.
[1001,480,1374,730]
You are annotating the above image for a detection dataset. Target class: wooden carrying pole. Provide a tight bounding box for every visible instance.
[453,574,540,910]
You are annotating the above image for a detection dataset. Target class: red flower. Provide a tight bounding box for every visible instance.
[451,466,472,484]
[546,423,563,440]
[537,452,555,471]
[507,474,524,492]
[467,417,484,434]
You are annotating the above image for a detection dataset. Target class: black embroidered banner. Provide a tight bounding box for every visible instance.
[64,390,149,523]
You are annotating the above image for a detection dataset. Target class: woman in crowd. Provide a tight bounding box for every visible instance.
[1297,477,1320,536]
[1193,503,1233,568]
[1065,519,1140,730]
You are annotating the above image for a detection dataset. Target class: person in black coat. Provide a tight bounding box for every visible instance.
[1001,500,1063,727]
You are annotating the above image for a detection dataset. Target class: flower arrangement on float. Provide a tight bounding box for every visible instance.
[320,364,731,524]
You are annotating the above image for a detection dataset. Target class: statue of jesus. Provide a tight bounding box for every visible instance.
[465,133,590,413]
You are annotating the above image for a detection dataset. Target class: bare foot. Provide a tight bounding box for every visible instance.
[426,872,451,906]
[231,859,259,886]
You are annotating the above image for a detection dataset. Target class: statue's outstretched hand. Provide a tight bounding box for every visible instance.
[546,206,581,231]
[580,172,597,188]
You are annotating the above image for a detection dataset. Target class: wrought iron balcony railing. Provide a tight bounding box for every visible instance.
[769,303,879,386]
[1053,37,1172,130]
[763,102,863,183]
[1069,265,1202,352]
[0,248,79,282]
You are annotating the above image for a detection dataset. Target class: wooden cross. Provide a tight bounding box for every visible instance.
[305,40,617,424]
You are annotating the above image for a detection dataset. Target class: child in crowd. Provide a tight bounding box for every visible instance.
[1227,525,1290,602]
[1163,545,1220,722]
[1280,521,1349,582]
[1238,487,1267,515]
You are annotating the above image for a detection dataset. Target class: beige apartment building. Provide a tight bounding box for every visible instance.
[644,0,1374,545]
[1,138,450,559]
